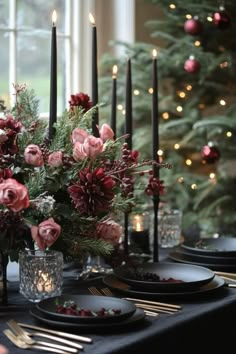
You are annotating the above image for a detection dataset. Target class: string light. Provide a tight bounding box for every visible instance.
[162,112,169,119]
[117,104,123,110]
[174,143,180,150]
[134,89,140,95]
[186,85,192,91]
[191,184,197,190]
[122,109,126,115]
[219,99,226,106]
[226,131,232,137]
[194,40,201,47]
[176,105,183,112]
[169,4,176,9]
[178,91,186,98]
[220,61,228,68]
[209,173,215,179]
[186,14,192,19]
[178,176,184,183]
[157,149,163,156]
[185,159,192,166]
[148,88,153,94]
[207,16,213,22]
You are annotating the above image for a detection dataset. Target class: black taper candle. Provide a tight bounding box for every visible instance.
[48,10,57,140]
[152,49,160,263]
[111,65,118,138]
[124,58,132,254]
[89,13,99,137]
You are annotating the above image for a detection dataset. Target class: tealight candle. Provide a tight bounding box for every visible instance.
[129,213,150,254]
[36,272,55,293]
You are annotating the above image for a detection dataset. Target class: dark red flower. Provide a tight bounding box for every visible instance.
[69,93,92,112]
[145,177,165,196]
[0,115,22,155]
[0,168,13,182]
[68,167,116,216]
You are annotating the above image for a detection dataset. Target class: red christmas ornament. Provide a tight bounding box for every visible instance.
[213,7,231,29]
[201,145,220,164]
[184,56,200,73]
[184,18,203,35]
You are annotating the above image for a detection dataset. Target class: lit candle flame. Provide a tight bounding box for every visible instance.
[112,65,118,78]
[152,49,157,58]
[133,214,144,232]
[89,13,95,25]
[52,10,57,26]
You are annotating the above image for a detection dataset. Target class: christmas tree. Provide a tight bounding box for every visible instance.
[99,0,236,240]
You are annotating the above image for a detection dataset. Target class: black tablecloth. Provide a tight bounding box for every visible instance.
[1,271,236,354]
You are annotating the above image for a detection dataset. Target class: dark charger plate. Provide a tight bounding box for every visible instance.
[30,307,146,331]
[36,294,136,324]
[103,274,225,300]
[181,237,236,257]
[113,262,215,292]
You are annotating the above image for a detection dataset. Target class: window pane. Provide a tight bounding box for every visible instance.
[17,0,65,32]
[0,0,9,26]
[17,33,64,114]
[0,33,9,102]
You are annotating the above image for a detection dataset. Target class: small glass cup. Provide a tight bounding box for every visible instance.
[158,209,182,248]
[19,249,64,302]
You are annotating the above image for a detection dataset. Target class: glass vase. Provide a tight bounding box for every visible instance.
[19,249,64,303]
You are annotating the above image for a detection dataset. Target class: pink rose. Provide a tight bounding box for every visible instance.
[95,218,122,245]
[31,217,61,250]
[73,142,88,161]
[99,124,114,142]
[24,144,44,167]
[0,178,30,212]
[0,129,8,143]
[48,151,63,167]
[71,128,88,144]
[83,136,103,158]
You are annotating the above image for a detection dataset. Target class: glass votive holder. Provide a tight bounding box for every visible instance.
[129,212,150,254]
[158,209,183,248]
[19,249,64,303]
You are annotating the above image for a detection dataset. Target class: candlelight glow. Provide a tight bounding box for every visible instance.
[132,214,144,232]
[89,13,95,25]
[52,10,57,25]
[152,49,158,58]
[112,65,118,77]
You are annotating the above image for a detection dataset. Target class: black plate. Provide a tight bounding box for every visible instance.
[36,295,136,324]
[168,251,236,272]
[113,262,215,291]
[171,247,236,265]
[30,307,146,331]
[103,274,225,300]
[181,238,236,257]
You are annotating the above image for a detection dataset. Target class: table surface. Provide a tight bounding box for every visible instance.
[1,258,236,353]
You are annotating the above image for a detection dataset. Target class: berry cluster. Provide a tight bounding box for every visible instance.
[126,270,184,283]
[56,301,121,317]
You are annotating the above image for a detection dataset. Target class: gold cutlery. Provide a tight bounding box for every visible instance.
[88,286,158,317]
[7,319,81,351]
[3,329,72,354]
[18,322,93,343]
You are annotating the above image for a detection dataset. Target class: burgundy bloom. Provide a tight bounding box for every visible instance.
[145,177,165,196]
[0,115,22,155]
[68,167,116,216]
[0,168,13,182]
[69,93,92,112]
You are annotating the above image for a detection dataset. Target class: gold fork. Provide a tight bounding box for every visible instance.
[88,286,158,317]
[7,319,81,351]
[3,329,72,354]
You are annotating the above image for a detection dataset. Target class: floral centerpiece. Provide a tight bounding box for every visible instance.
[0,84,170,262]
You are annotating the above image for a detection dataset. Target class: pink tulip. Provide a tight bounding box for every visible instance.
[83,136,103,158]
[95,218,122,245]
[71,128,88,144]
[24,144,44,167]
[99,124,114,142]
[48,151,63,167]
[73,142,88,161]
[0,178,30,212]
[31,217,61,250]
